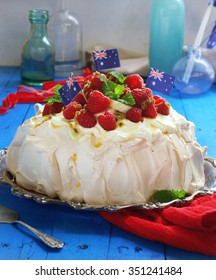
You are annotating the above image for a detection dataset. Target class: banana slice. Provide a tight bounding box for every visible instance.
[110,99,131,113]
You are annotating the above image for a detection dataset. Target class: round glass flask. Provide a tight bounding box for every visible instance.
[172,47,215,94]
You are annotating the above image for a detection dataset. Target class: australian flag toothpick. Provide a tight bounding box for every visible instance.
[146,68,175,96]
[58,73,82,106]
[92,48,121,71]
[207,21,216,48]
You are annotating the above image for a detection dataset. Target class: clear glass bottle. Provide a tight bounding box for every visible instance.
[49,0,83,77]
[21,10,55,86]
[172,47,215,94]
[149,0,185,73]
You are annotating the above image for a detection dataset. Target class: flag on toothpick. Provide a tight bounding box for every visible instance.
[207,21,216,48]
[146,68,175,95]
[92,48,121,71]
[58,73,82,106]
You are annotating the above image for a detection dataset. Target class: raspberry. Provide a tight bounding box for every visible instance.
[42,102,64,116]
[72,93,87,106]
[51,102,65,114]
[91,74,104,91]
[86,90,110,114]
[42,103,52,116]
[153,95,165,104]
[63,101,82,120]
[142,102,157,119]
[153,95,170,115]
[77,110,97,128]
[98,111,116,131]
[156,101,170,115]
[83,67,93,77]
[145,87,153,98]
[124,74,144,90]
[126,107,143,123]
[131,88,149,108]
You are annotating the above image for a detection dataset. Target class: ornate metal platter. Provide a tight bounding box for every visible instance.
[1,148,216,211]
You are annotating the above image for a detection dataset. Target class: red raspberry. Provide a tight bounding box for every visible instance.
[131,88,149,108]
[83,67,93,77]
[124,74,144,90]
[77,110,97,128]
[72,93,87,106]
[153,95,165,104]
[63,101,82,120]
[145,87,153,98]
[86,90,110,114]
[126,107,143,123]
[98,111,116,131]
[51,102,64,114]
[153,95,170,115]
[83,72,104,92]
[42,102,64,116]
[156,101,170,115]
[42,103,52,116]
[142,102,157,119]
[91,74,104,91]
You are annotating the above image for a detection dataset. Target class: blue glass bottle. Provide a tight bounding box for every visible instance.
[21,10,55,86]
[149,0,185,73]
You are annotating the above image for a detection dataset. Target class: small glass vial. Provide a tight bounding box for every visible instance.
[49,0,83,77]
[21,10,55,86]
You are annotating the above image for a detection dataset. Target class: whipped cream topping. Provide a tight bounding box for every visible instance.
[6,104,206,205]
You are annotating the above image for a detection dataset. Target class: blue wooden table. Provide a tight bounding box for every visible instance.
[0,66,216,260]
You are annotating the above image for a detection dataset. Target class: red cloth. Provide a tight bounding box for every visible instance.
[0,76,85,115]
[100,194,216,256]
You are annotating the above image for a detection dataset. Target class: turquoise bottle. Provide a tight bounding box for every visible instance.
[21,10,55,86]
[149,0,185,73]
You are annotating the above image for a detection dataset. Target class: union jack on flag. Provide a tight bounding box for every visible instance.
[58,73,82,106]
[92,48,120,71]
[146,67,175,96]
[148,69,164,81]
[93,50,107,60]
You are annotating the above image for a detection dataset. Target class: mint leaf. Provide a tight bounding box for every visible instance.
[108,71,126,84]
[101,75,134,107]
[54,84,62,95]
[118,93,135,106]
[152,189,186,203]
[104,91,117,99]
[44,84,63,105]
[114,85,125,98]
[102,79,117,96]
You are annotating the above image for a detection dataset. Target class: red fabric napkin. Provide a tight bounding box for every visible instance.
[0,76,85,115]
[100,194,216,256]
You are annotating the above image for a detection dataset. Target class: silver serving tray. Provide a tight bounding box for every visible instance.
[0,148,216,211]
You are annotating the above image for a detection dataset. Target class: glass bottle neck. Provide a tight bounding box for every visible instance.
[28,10,49,36]
[30,22,48,37]
[58,0,70,11]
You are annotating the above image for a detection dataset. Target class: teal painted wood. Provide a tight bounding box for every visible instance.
[1,67,216,260]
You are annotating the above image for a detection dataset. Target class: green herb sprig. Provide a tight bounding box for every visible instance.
[152,189,186,203]
[100,71,135,106]
[44,85,63,105]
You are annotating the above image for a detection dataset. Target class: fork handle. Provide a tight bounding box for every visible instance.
[17,220,64,248]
